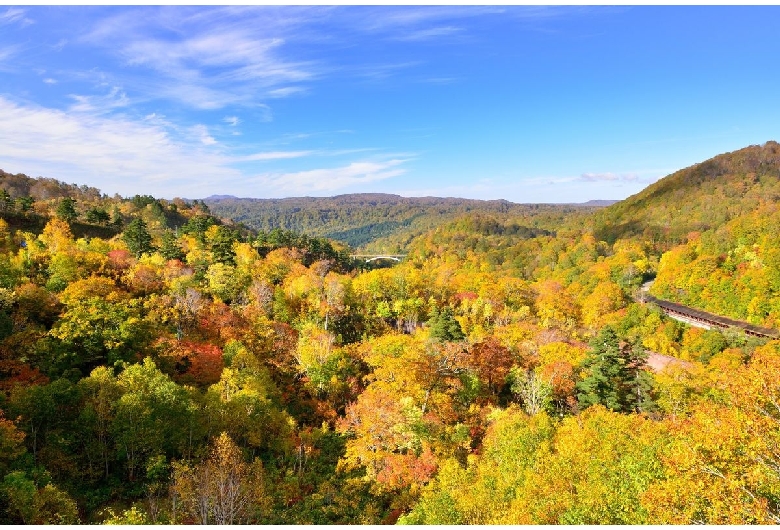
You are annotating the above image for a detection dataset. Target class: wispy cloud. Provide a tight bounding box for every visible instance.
[68,86,129,114]
[43,78,57,85]
[0,96,238,198]
[0,96,411,199]
[82,9,317,110]
[357,6,502,33]
[254,159,409,195]
[191,124,216,145]
[357,61,421,81]
[267,86,306,98]
[223,116,240,127]
[0,46,18,68]
[396,26,463,41]
[580,172,639,182]
[240,151,314,162]
[0,7,33,27]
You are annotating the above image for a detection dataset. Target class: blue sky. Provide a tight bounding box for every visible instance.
[1,6,780,202]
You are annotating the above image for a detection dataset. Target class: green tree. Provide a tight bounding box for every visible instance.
[0,189,14,212]
[111,206,123,228]
[209,226,238,266]
[576,327,654,413]
[427,307,465,342]
[1,472,80,524]
[55,197,78,223]
[112,358,195,482]
[85,207,110,225]
[49,297,152,372]
[17,196,35,213]
[123,218,154,258]
[159,230,184,261]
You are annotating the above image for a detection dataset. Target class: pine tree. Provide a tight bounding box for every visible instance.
[428,307,465,342]
[0,189,13,212]
[56,197,78,223]
[85,207,110,225]
[160,230,184,261]
[123,218,153,258]
[576,327,655,413]
[210,226,237,265]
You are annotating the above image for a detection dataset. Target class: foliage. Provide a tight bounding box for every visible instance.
[576,327,655,413]
[0,150,779,523]
[123,218,154,258]
[427,306,465,342]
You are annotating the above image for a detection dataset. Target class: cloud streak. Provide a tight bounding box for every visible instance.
[81,8,318,110]
[254,159,409,195]
[580,172,639,182]
[396,26,463,41]
[240,151,314,162]
[0,7,33,27]
[0,96,238,198]
[0,97,410,199]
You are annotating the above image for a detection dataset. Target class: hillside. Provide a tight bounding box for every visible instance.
[582,141,780,329]
[1,147,780,525]
[204,193,602,251]
[591,141,780,245]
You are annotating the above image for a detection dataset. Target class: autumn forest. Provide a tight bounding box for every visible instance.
[1,142,780,524]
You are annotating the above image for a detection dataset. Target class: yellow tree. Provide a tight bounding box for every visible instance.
[171,432,266,524]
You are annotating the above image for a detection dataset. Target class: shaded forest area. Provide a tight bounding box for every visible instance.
[0,142,779,524]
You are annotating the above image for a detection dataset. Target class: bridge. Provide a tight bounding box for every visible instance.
[638,281,778,339]
[350,254,407,263]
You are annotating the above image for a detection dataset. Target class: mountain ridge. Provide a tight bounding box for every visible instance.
[203,193,611,250]
[591,140,780,244]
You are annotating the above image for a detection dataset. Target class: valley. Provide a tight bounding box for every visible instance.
[0,142,779,524]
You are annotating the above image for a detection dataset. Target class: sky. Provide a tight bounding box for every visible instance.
[1,5,780,203]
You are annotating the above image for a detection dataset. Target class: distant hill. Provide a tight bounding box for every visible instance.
[204,193,605,251]
[0,169,229,241]
[578,200,619,207]
[591,141,780,245]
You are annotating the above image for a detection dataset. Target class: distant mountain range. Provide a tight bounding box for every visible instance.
[202,193,611,250]
[203,193,617,206]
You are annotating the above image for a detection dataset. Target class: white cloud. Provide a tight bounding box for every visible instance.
[43,78,57,85]
[267,86,306,98]
[0,7,33,27]
[224,116,240,126]
[357,61,421,81]
[0,96,239,198]
[357,6,502,33]
[581,172,639,182]
[240,151,314,162]
[0,96,409,199]
[68,86,129,114]
[0,46,17,67]
[396,26,463,41]
[83,11,316,110]
[191,124,216,145]
[255,159,408,195]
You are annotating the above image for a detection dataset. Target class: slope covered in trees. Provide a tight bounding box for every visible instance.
[0,145,780,525]
[203,193,600,251]
[591,141,780,245]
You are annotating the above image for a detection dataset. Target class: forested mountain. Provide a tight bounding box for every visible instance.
[1,145,780,524]
[204,193,600,251]
[591,141,780,244]
[582,142,780,329]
